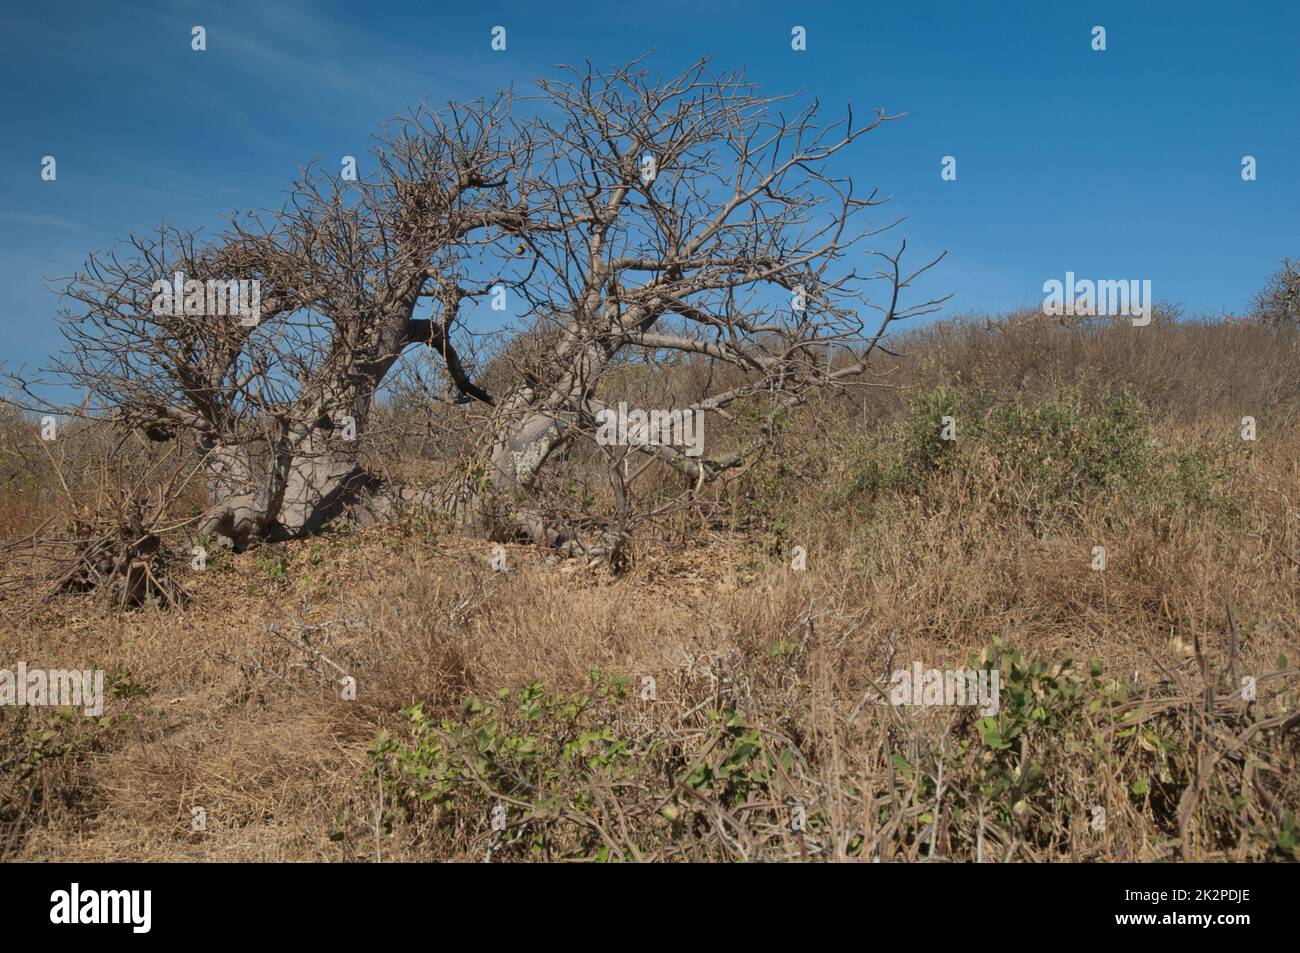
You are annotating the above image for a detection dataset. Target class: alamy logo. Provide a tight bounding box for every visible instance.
[595,402,704,457]
[49,884,151,933]
[885,662,1000,715]
[1042,272,1151,326]
[0,663,104,716]
[150,271,261,326]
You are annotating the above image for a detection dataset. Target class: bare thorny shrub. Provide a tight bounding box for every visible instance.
[1254,258,1300,329]
[0,420,203,614]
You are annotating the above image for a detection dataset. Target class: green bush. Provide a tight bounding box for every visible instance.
[362,638,1296,862]
[831,383,1236,531]
[368,672,811,861]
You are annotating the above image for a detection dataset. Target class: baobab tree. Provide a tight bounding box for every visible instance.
[4,56,945,559]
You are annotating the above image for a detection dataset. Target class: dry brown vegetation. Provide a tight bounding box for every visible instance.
[2,310,1299,862]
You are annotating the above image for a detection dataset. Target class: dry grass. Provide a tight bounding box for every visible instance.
[2,311,1298,862]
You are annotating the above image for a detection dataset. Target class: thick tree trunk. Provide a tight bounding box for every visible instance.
[196,393,375,548]
[275,416,368,537]
[472,409,572,545]
[196,439,273,549]
[444,332,623,552]
[197,439,378,549]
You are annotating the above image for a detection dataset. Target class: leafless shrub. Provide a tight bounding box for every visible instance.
[0,421,198,613]
[1253,257,1300,328]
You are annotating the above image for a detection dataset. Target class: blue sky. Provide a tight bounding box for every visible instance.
[2,0,1297,374]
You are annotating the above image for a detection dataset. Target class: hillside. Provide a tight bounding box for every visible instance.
[3,312,1299,862]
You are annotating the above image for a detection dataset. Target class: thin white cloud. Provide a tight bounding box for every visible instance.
[0,210,82,230]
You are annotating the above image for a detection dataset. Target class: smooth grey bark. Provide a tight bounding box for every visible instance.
[196,300,418,548]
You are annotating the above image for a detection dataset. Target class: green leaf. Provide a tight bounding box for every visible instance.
[976,717,1009,750]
